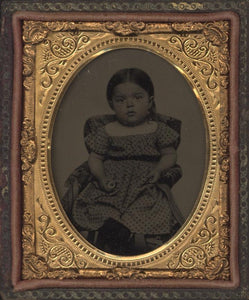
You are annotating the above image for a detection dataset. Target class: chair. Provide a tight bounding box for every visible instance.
[61,113,182,221]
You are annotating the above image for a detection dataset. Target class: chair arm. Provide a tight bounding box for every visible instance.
[61,161,91,216]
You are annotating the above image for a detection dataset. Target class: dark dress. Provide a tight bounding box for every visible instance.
[62,114,184,255]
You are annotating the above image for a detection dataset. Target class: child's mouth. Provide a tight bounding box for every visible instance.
[127,111,136,117]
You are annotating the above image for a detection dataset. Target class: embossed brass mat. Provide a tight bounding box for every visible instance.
[17,13,239,288]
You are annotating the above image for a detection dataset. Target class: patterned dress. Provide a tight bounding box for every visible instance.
[72,120,183,235]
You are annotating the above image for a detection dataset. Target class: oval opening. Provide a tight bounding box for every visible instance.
[51,48,207,256]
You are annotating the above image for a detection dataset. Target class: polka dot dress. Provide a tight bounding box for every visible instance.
[72,121,182,235]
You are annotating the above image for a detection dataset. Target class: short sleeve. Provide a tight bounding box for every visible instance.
[156,122,180,150]
[84,126,109,155]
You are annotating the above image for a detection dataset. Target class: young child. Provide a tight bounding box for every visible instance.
[70,68,184,255]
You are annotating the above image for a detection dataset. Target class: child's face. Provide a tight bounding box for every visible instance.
[111,82,152,126]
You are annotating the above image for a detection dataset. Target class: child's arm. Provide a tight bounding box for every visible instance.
[147,147,177,183]
[88,152,116,192]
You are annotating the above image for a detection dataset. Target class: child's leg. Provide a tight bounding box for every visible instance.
[96,218,132,255]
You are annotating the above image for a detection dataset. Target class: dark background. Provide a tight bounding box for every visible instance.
[51,48,206,221]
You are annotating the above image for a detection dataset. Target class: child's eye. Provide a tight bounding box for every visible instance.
[114,97,125,103]
[134,94,144,100]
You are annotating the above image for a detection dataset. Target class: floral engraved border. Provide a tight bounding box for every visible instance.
[22,205,87,280]
[22,20,229,100]
[20,118,37,185]
[20,19,231,282]
[168,213,229,280]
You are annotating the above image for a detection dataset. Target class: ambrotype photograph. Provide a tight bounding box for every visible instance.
[51,49,206,256]
[11,12,239,289]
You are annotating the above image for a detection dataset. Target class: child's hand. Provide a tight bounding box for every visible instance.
[99,178,117,192]
[146,169,161,184]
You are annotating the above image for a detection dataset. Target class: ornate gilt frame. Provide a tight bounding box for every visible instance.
[11,12,239,290]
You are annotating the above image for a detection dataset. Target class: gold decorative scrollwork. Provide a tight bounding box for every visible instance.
[191,215,217,244]
[23,21,79,44]
[22,208,86,279]
[23,21,49,44]
[36,200,87,270]
[105,267,146,280]
[48,244,74,268]
[23,21,91,103]
[22,210,47,279]
[38,32,90,103]
[22,253,79,279]
[40,58,66,89]
[74,254,87,269]
[51,36,77,57]
[20,118,36,185]
[203,22,229,88]
[46,32,90,58]
[169,35,218,90]
[23,45,35,76]
[22,20,230,103]
[38,214,63,243]
[180,246,207,269]
[219,116,229,183]
[105,21,146,36]
[167,213,230,280]
[219,156,230,183]
[172,22,203,32]
[203,22,229,47]
[45,21,78,32]
[168,21,229,91]
[183,38,208,60]
[22,210,35,255]
[205,255,230,280]
[219,212,230,257]
[220,130,229,150]
[23,254,48,279]
[21,19,231,281]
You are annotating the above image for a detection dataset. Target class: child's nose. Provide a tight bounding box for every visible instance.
[126,97,134,107]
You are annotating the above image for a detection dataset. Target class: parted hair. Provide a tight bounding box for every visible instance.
[106,68,156,114]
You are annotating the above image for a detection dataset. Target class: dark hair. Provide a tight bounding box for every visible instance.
[106,68,155,113]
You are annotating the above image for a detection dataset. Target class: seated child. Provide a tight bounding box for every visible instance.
[65,68,184,255]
